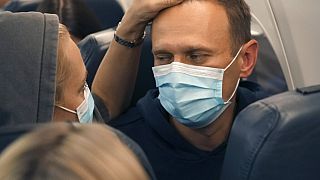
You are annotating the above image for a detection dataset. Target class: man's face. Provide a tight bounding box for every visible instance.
[152,1,242,101]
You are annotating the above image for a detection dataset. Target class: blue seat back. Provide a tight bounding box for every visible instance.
[221,85,320,180]
[79,28,114,87]
[4,0,124,30]
[3,0,42,12]
[83,0,124,29]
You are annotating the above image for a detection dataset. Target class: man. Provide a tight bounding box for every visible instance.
[95,0,268,179]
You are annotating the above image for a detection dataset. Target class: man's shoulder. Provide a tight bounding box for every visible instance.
[239,80,269,99]
[239,80,264,92]
[236,80,269,113]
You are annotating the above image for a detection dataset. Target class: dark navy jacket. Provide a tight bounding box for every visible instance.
[109,81,268,180]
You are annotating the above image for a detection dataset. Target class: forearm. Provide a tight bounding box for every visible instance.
[92,10,147,119]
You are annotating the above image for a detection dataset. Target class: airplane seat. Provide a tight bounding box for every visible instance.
[0,124,38,153]
[4,0,124,30]
[78,26,155,106]
[248,16,288,95]
[220,84,320,180]
[249,33,288,95]
[3,0,42,12]
[78,28,114,88]
[82,0,124,29]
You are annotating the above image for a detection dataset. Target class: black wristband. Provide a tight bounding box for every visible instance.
[114,21,146,48]
[114,32,145,48]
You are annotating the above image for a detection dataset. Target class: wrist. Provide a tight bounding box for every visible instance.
[116,10,148,41]
[114,25,146,48]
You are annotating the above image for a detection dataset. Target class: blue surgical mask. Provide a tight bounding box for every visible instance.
[152,47,242,128]
[56,83,94,123]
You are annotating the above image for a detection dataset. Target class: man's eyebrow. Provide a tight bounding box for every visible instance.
[152,49,170,55]
[184,46,215,54]
[152,44,216,54]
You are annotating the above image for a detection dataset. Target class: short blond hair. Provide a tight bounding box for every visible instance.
[0,123,149,180]
[55,24,71,103]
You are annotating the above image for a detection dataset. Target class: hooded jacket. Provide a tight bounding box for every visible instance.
[0,11,58,127]
[0,11,107,125]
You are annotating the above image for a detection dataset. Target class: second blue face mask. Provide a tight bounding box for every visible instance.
[152,47,242,128]
[56,83,94,123]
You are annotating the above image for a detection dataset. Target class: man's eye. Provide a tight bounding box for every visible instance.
[155,54,173,62]
[188,53,203,61]
[187,52,210,64]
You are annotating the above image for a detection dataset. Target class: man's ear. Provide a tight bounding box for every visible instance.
[239,39,258,78]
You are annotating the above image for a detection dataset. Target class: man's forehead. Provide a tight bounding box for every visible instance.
[151,0,232,55]
[153,0,225,24]
[152,1,228,34]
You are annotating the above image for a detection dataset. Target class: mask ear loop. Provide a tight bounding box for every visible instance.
[56,105,77,114]
[223,46,243,104]
[223,46,243,71]
[225,78,240,104]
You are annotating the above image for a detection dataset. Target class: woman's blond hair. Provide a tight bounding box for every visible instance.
[55,24,70,103]
[0,123,149,180]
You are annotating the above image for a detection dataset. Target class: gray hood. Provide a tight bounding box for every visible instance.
[0,12,59,127]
